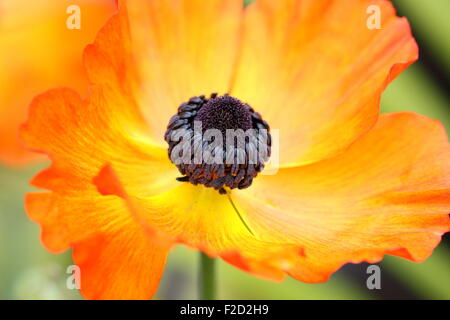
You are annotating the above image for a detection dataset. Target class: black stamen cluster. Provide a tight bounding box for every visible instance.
[164,94,271,194]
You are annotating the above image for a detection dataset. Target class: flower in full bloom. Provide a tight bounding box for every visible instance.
[21,0,450,299]
[0,0,116,165]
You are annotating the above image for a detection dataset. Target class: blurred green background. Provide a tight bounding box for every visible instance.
[0,0,449,300]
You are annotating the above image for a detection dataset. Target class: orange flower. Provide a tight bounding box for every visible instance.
[0,0,116,165]
[21,0,450,300]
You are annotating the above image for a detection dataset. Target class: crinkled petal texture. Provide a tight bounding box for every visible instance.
[0,0,116,165]
[22,0,449,300]
[232,0,418,167]
[233,113,450,281]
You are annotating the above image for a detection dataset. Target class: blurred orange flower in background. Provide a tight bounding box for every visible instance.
[0,0,116,165]
[19,0,450,300]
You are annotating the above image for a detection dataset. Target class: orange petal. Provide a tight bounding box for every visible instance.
[232,112,450,282]
[84,0,244,145]
[73,224,168,300]
[232,0,418,167]
[89,167,307,282]
[21,87,176,299]
[21,88,177,196]
[0,0,116,166]
[26,192,169,300]
[26,192,127,253]
[93,166,307,281]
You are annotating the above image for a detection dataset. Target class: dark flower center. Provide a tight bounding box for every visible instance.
[195,95,253,134]
[164,93,271,194]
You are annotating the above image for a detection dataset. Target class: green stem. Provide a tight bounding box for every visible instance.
[199,252,216,300]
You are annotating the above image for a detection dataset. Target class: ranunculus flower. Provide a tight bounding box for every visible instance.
[0,0,116,165]
[21,0,450,299]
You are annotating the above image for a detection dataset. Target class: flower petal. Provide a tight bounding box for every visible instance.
[85,0,244,145]
[0,0,116,165]
[93,167,307,281]
[26,192,168,300]
[232,112,450,282]
[26,192,125,252]
[72,223,168,300]
[21,88,178,196]
[21,87,176,299]
[232,0,418,167]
